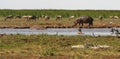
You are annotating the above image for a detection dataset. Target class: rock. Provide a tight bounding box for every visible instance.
[98,45,110,49]
[90,46,99,49]
[71,45,84,48]
[71,44,110,49]
[90,45,110,49]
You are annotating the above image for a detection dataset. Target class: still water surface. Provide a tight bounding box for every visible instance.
[0,28,120,36]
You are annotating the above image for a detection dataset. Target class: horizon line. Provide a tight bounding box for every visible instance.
[0,8,120,11]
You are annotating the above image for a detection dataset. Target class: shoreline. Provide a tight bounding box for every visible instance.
[0,25,119,29]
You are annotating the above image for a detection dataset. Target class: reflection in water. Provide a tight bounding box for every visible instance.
[0,28,120,36]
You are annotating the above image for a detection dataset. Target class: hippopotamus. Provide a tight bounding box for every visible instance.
[73,16,94,27]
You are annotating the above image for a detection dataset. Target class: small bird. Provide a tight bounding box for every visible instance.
[78,28,82,34]
[78,28,81,32]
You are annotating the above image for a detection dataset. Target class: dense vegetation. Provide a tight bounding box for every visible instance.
[0,34,120,59]
[0,9,120,18]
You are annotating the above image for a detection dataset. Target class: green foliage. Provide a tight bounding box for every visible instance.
[0,9,120,18]
[0,34,120,58]
[0,34,120,50]
[41,47,56,56]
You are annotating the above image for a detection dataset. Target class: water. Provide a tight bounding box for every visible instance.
[0,28,120,36]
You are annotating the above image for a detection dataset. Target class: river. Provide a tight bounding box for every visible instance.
[0,28,120,36]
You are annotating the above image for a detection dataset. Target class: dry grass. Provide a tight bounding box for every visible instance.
[0,34,120,59]
[0,17,120,28]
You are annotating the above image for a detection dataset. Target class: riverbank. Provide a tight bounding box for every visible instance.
[0,18,120,29]
[0,34,120,59]
[0,25,119,29]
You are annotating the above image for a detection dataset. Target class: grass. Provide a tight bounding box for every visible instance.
[1,9,120,18]
[0,17,120,28]
[0,9,120,28]
[0,34,120,59]
[0,9,120,59]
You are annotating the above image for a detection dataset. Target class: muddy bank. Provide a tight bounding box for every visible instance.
[0,25,119,29]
